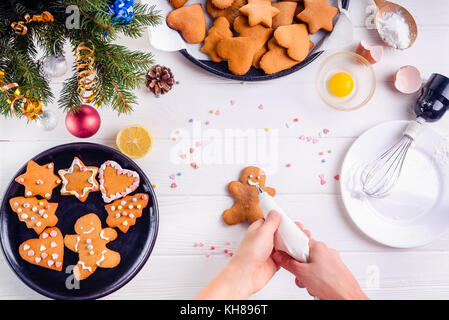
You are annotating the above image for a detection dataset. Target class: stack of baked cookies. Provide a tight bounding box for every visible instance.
[166,0,339,75]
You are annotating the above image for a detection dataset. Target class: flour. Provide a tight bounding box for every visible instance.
[377,11,411,49]
[433,138,449,167]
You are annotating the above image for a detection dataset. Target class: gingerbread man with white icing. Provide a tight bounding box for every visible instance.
[222,166,276,225]
[64,213,120,280]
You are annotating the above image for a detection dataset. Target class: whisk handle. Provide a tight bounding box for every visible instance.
[404,120,424,140]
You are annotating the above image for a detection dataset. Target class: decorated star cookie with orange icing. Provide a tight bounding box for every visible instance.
[64,213,120,280]
[98,160,140,203]
[19,227,64,271]
[58,157,99,202]
[105,193,150,233]
[15,160,61,199]
[9,197,58,234]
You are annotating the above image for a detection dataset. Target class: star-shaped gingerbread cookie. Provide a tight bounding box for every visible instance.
[239,0,280,28]
[15,160,61,200]
[58,157,99,202]
[296,0,338,34]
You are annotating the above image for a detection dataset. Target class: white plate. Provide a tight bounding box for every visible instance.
[341,120,449,248]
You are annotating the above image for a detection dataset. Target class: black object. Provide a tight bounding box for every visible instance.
[179,0,350,82]
[415,73,449,122]
[0,142,159,300]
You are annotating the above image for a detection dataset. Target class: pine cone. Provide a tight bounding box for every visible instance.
[146,65,175,95]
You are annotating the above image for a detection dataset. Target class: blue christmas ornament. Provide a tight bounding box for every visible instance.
[108,0,135,25]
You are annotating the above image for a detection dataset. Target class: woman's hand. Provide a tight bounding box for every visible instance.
[195,211,281,300]
[273,237,368,300]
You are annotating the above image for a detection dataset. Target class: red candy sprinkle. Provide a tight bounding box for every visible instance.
[211,246,215,250]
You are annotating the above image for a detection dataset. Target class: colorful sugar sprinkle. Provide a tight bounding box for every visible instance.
[258,104,264,110]
[230,100,236,106]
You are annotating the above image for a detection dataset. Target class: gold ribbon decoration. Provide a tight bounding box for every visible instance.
[75,41,102,106]
[0,69,43,120]
[11,11,54,35]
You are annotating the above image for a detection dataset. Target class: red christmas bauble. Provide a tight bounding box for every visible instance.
[65,104,101,138]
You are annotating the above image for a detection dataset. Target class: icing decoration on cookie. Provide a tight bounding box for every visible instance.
[105,193,149,233]
[19,227,64,271]
[15,160,61,199]
[222,166,276,225]
[64,213,120,280]
[9,197,58,234]
[58,157,99,202]
[98,160,140,203]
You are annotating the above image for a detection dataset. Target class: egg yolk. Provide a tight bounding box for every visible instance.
[329,72,354,98]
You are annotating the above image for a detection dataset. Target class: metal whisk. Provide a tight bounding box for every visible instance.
[361,119,424,198]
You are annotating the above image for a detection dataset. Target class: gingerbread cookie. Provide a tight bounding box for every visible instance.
[272,1,297,29]
[260,38,311,74]
[296,0,338,34]
[217,37,259,75]
[206,0,247,24]
[64,214,120,280]
[19,227,64,271]
[201,17,234,63]
[15,160,61,200]
[105,193,149,233]
[10,197,58,234]
[274,24,311,62]
[239,0,280,28]
[222,166,276,225]
[98,160,140,203]
[58,157,99,202]
[212,0,235,9]
[169,0,188,9]
[166,4,206,44]
[233,16,273,68]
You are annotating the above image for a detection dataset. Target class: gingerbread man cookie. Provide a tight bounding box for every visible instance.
[19,227,64,271]
[105,193,150,233]
[98,160,140,203]
[58,157,99,202]
[296,0,338,34]
[64,214,120,280]
[201,17,234,63]
[15,160,61,199]
[222,166,276,225]
[10,197,58,234]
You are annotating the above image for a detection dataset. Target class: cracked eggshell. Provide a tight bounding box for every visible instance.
[394,65,422,94]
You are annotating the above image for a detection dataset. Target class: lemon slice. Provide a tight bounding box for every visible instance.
[116,125,153,159]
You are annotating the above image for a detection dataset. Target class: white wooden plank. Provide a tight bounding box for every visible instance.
[0,138,348,196]
[2,252,449,300]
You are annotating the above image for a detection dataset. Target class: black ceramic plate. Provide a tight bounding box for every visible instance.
[179,0,350,81]
[0,142,159,300]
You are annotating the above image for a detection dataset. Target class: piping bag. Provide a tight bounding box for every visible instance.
[256,185,309,263]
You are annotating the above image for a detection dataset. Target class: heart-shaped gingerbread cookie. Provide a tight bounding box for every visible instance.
[98,160,140,203]
[166,4,207,44]
[19,227,64,271]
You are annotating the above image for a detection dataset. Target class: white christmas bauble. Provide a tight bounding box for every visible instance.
[36,110,59,131]
[42,54,68,78]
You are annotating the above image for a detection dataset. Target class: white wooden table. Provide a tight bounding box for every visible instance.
[1,0,449,300]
